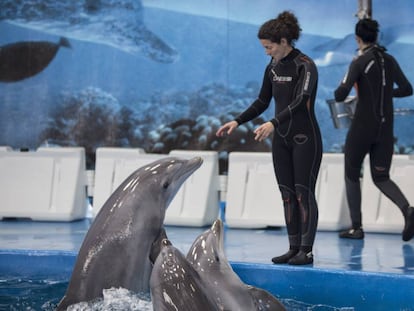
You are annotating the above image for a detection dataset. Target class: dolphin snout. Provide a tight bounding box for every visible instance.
[189,156,203,167]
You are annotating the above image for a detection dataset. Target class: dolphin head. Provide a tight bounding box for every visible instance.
[121,156,203,215]
[155,238,175,264]
[186,219,226,269]
[150,238,189,288]
[150,238,221,310]
[97,156,203,229]
[138,156,203,208]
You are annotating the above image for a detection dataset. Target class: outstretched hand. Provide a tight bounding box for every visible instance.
[216,121,238,137]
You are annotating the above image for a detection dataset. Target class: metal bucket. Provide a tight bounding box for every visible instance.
[326,96,357,129]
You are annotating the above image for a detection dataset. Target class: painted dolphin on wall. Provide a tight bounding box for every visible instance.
[186,219,286,311]
[150,238,220,311]
[56,156,203,310]
[0,37,71,82]
[311,23,414,67]
[0,0,178,63]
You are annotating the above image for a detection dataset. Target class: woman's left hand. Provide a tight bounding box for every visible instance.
[253,121,274,141]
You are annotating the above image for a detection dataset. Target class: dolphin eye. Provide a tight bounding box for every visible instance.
[162,181,170,189]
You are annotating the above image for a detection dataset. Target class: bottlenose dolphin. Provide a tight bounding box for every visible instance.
[186,219,286,311]
[0,37,71,82]
[150,238,220,311]
[0,0,178,63]
[56,156,203,310]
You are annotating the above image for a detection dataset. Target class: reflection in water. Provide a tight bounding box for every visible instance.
[340,239,365,271]
[401,244,414,273]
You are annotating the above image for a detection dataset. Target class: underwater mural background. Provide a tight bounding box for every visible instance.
[1,0,413,172]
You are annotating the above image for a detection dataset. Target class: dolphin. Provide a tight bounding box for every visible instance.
[186,219,286,311]
[0,37,71,82]
[150,238,220,311]
[56,156,203,310]
[0,0,178,63]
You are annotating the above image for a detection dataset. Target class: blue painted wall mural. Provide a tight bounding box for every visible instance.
[1,0,413,171]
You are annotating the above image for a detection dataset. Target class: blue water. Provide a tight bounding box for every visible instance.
[0,276,154,311]
[0,276,354,311]
[0,276,65,311]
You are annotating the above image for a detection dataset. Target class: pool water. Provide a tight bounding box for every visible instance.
[0,277,354,311]
[0,277,154,311]
[0,276,64,311]
[1,220,413,310]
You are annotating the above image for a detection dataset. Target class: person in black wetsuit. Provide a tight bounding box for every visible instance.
[216,11,322,265]
[334,18,414,241]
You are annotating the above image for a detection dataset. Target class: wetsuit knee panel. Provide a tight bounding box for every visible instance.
[279,185,296,202]
[294,184,311,202]
[371,166,390,184]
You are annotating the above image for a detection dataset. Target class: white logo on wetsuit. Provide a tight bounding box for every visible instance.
[271,69,292,82]
[364,60,375,74]
[304,72,311,91]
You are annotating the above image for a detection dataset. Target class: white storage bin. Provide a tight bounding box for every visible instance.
[225,152,284,228]
[226,152,351,230]
[0,146,88,221]
[92,147,160,216]
[361,154,414,233]
[167,150,220,226]
[316,153,351,230]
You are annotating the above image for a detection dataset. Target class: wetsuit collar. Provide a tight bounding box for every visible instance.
[361,44,375,53]
[360,44,386,55]
[275,48,300,64]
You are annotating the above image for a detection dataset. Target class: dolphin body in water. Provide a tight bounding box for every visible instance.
[0,37,71,82]
[186,219,286,311]
[56,156,203,310]
[150,238,220,311]
[0,0,178,63]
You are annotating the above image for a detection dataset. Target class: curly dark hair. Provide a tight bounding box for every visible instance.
[257,11,302,46]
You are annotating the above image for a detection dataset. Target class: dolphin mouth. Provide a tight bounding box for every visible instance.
[163,156,203,209]
[211,218,223,235]
[211,219,224,251]
[186,156,203,172]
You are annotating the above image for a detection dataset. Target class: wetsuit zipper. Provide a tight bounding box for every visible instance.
[379,53,386,122]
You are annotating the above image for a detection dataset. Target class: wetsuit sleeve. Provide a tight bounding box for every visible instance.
[391,56,413,98]
[334,60,361,102]
[271,58,318,127]
[235,65,273,125]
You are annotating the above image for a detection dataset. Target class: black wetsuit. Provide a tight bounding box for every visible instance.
[334,45,413,229]
[235,48,322,253]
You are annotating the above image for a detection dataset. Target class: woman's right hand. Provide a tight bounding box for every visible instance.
[216,120,238,137]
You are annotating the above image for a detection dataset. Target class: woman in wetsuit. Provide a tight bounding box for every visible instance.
[334,18,414,241]
[216,11,322,265]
